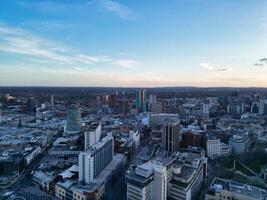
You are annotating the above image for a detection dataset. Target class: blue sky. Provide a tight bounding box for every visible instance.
[0,0,267,87]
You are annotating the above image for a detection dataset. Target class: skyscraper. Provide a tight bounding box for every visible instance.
[136,89,147,113]
[65,105,81,134]
[259,99,267,115]
[202,100,210,118]
[162,119,180,155]
[51,94,54,109]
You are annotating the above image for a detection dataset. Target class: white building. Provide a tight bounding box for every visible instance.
[79,136,113,184]
[207,139,221,158]
[207,139,231,158]
[134,161,168,200]
[126,164,154,200]
[84,122,101,151]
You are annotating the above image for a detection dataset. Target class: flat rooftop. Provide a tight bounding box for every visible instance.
[210,177,267,199]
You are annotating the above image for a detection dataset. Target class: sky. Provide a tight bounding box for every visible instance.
[0,0,267,87]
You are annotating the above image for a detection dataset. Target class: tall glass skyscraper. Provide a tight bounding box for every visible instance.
[136,89,147,113]
[66,105,81,134]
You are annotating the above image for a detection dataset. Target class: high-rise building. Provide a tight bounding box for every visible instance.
[108,94,117,109]
[202,100,209,117]
[136,89,147,113]
[26,98,35,113]
[162,119,180,155]
[84,121,101,151]
[259,99,267,115]
[117,98,129,115]
[251,101,259,114]
[51,94,54,109]
[79,136,113,184]
[66,105,81,134]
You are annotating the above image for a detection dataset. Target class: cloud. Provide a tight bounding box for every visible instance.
[111,59,140,68]
[254,58,267,67]
[200,63,232,72]
[95,0,138,20]
[254,63,264,66]
[17,0,138,21]
[0,23,140,68]
[259,58,267,62]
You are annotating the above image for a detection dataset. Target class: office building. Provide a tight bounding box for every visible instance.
[168,151,208,200]
[149,94,157,104]
[229,134,249,155]
[150,102,163,113]
[136,89,147,113]
[206,138,221,158]
[148,113,179,129]
[84,121,101,151]
[206,138,231,158]
[205,177,267,200]
[259,99,267,115]
[126,164,154,200]
[251,101,259,114]
[202,101,209,117]
[66,105,81,134]
[127,161,168,200]
[51,94,54,109]
[79,136,113,184]
[162,119,180,155]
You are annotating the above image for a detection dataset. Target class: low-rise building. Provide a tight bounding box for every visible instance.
[205,177,267,200]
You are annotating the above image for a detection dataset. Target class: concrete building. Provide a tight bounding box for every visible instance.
[55,180,105,200]
[150,102,163,113]
[79,136,113,184]
[168,151,208,200]
[148,113,179,129]
[207,138,231,158]
[33,171,56,191]
[126,164,154,200]
[84,121,101,151]
[205,177,267,200]
[162,119,180,155]
[229,134,249,155]
[206,139,221,159]
[130,161,168,200]
[149,94,157,104]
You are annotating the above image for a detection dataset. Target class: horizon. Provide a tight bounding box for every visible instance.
[1,0,267,87]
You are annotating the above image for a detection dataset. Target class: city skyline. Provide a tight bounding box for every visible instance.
[1,0,267,87]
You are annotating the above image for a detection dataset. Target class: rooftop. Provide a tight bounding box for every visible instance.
[210,177,267,199]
